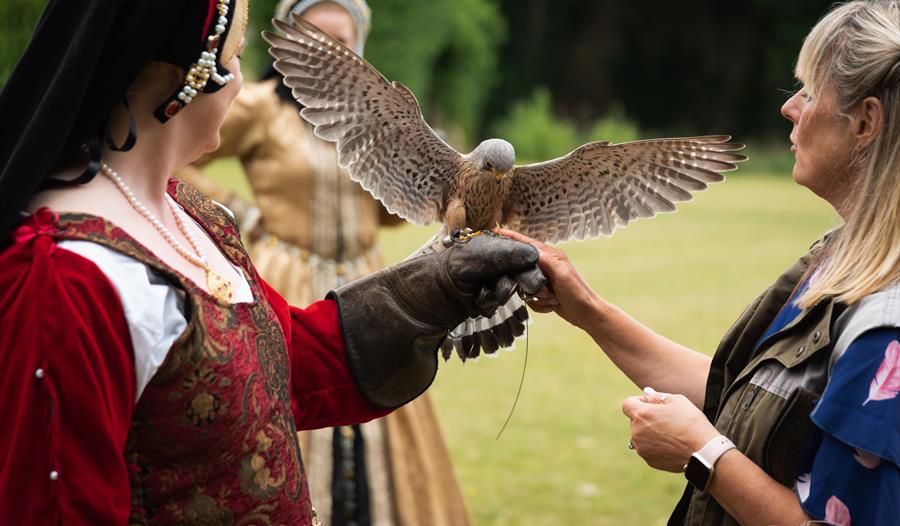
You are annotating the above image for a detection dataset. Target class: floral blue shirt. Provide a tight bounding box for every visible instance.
[756,283,900,525]
[798,328,900,525]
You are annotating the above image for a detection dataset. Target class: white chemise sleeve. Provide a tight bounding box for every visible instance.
[58,240,253,402]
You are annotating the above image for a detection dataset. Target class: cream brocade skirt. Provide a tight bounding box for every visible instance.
[248,237,471,526]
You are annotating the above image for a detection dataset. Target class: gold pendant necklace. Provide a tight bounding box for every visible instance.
[101,163,235,303]
[204,266,235,303]
[165,193,235,303]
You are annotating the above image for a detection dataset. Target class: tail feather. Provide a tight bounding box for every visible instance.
[480,329,499,355]
[513,304,529,323]
[417,229,534,363]
[509,312,526,338]
[449,294,526,338]
[443,294,530,362]
[440,337,455,362]
[492,319,515,349]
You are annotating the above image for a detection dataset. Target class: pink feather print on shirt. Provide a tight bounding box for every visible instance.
[862,340,900,405]
[825,495,851,526]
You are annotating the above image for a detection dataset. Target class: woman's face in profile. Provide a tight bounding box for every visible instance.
[187,37,246,156]
[302,4,358,51]
[781,85,857,208]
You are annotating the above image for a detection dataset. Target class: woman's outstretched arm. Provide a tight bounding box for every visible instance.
[500,229,711,406]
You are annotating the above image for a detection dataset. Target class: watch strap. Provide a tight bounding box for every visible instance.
[694,435,736,468]
[684,435,736,492]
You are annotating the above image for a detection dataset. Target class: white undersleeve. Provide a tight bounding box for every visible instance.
[59,240,253,402]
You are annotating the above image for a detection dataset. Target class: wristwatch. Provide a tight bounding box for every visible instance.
[683,435,736,492]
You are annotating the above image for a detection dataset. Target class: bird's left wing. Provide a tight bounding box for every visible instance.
[263,16,462,226]
[503,136,746,244]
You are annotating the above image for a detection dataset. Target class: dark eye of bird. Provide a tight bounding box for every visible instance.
[485,162,494,170]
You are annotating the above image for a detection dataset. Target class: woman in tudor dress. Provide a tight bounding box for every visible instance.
[0,1,542,524]
[180,1,471,523]
[509,1,900,524]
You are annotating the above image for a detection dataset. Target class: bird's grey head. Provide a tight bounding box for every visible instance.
[469,139,516,181]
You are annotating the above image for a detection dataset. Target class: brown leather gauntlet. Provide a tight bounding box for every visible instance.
[328,233,544,408]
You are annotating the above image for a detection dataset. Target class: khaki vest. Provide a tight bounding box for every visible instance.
[670,247,900,525]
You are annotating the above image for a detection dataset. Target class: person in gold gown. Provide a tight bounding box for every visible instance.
[180,1,471,525]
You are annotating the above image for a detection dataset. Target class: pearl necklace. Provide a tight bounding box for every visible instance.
[100,163,235,303]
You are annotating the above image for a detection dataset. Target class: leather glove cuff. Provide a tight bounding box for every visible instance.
[327,256,465,409]
[329,233,541,409]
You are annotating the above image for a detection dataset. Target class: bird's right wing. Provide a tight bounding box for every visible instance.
[263,16,462,226]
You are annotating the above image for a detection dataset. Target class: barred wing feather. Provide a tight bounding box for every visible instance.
[504,136,746,245]
[264,16,462,226]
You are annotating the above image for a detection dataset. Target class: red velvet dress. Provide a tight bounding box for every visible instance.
[0,181,390,525]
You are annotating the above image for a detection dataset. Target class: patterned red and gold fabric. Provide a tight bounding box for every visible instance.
[0,181,389,525]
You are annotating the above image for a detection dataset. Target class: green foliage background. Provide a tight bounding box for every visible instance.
[491,88,580,163]
[0,0,44,84]
[492,89,642,164]
[366,0,504,140]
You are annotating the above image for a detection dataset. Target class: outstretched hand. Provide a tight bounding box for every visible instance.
[496,229,601,330]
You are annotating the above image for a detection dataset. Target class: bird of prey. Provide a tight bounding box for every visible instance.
[263,16,747,361]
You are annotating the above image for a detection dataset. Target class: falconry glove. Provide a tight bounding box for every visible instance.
[328,232,544,408]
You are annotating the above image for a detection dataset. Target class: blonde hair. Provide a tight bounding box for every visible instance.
[796,0,900,308]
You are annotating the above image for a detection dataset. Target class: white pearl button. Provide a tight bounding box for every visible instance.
[35,368,45,379]
[49,470,59,481]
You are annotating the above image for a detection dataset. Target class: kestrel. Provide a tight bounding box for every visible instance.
[264,16,747,360]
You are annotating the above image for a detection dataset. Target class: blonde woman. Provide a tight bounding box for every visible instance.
[506,1,899,524]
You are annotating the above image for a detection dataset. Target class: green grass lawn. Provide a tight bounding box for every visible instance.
[201,161,837,525]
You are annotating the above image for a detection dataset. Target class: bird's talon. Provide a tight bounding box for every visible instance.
[445,228,496,247]
[448,228,482,244]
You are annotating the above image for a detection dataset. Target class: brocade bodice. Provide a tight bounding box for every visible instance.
[52,180,313,525]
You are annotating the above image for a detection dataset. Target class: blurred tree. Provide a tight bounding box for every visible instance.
[0,1,842,142]
[486,0,833,140]
[586,103,640,144]
[490,90,643,162]
[361,0,505,145]
[491,87,581,163]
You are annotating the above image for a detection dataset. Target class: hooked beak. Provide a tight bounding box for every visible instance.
[493,169,507,182]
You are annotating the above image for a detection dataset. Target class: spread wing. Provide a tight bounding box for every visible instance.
[503,135,746,244]
[263,15,462,225]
